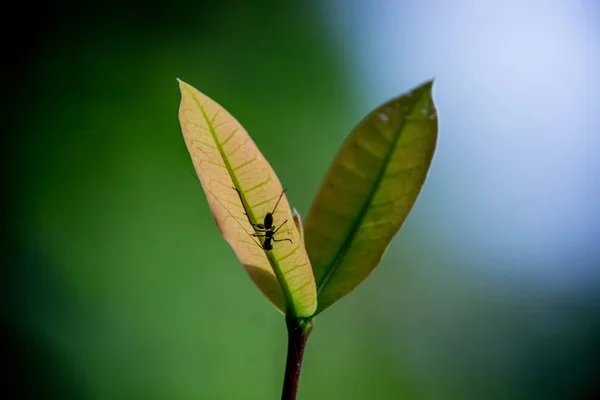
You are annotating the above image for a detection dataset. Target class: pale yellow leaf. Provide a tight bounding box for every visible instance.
[178,79,317,317]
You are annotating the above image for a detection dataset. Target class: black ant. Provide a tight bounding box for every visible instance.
[233,187,293,251]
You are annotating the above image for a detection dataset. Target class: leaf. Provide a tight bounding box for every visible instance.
[304,80,438,315]
[292,208,304,242]
[177,79,317,318]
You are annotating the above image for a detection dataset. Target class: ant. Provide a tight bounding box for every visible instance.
[233,187,293,251]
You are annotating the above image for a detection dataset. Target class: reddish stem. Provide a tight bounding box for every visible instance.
[281,314,313,400]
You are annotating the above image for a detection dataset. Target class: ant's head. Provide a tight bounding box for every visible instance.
[263,213,274,227]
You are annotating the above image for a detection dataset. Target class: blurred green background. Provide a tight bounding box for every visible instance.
[4,0,599,399]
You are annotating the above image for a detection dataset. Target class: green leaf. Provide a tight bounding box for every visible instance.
[304,80,438,315]
[178,79,317,318]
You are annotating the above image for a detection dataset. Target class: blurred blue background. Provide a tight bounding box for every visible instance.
[4,0,599,399]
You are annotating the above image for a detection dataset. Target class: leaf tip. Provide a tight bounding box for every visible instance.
[177,78,193,94]
[422,78,435,91]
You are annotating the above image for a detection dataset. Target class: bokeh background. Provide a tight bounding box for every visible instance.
[4,0,599,399]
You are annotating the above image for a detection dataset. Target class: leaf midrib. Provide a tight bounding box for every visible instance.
[314,88,429,310]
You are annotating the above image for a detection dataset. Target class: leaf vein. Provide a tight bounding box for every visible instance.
[232,157,256,172]
[221,128,239,147]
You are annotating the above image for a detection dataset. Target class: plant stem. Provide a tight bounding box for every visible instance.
[281,314,313,400]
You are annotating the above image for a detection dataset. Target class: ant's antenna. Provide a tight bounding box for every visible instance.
[188,146,267,250]
[271,189,287,215]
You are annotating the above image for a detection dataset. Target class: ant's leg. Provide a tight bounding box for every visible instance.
[233,186,254,218]
[273,220,288,234]
[272,220,292,244]
[272,237,293,244]
[233,187,271,231]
